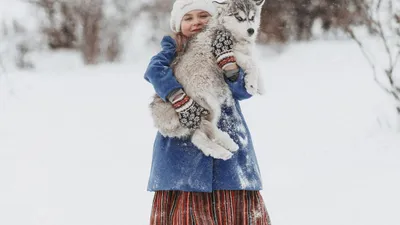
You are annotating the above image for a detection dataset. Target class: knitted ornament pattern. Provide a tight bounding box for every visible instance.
[172,92,209,129]
[212,29,236,70]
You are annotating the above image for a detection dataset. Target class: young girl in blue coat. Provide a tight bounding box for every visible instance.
[144,0,271,224]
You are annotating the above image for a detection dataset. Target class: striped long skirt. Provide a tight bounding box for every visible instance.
[150,190,271,225]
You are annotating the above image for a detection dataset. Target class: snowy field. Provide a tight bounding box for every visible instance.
[1,38,400,225]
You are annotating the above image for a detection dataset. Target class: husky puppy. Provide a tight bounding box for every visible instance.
[150,0,265,160]
[221,0,265,95]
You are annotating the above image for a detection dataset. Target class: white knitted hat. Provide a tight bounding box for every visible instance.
[170,0,216,33]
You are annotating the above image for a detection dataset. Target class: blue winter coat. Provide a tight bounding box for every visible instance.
[144,36,263,192]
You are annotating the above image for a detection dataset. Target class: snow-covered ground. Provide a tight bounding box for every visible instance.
[1,39,399,225]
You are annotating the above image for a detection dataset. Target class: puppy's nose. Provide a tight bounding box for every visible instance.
[247,28,255,36]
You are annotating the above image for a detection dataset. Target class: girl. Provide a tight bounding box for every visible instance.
[144,0,271,224]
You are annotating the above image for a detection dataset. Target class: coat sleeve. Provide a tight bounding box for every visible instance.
[225,68,253,101]
[144,36,183,102]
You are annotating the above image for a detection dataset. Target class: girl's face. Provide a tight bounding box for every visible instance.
[180,10,211,37]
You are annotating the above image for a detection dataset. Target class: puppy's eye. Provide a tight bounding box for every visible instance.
[235,15,244,22]
[249,16,255,21]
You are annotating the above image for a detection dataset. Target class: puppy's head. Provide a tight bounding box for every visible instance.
[213,0,265,42]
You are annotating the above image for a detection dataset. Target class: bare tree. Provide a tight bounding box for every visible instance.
[346,0,400,130]
[28,0,142,64]
[28,0,102,64]
[12,20,34,69]
[72,0,103,65]
[27,0,78,49]
[1,17,34,70]
[258,0,371,43]
[258,0,293,43]
[100,0,140,62]
[139,0,174,43]
[0,56,5,73]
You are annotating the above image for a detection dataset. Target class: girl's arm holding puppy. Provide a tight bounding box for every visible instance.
[212,29,253,101]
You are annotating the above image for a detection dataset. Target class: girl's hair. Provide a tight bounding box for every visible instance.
[173,32,188,53]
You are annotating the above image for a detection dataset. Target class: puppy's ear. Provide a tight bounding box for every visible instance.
[212,0,228,14]
[254,0,265,7]
[212,0,228,5]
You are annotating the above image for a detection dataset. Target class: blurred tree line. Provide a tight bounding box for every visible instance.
[30,0,139,64]
[259,0,370,42]
[29,0,372,61]
[141,0,371,43]
[0,0,392,67]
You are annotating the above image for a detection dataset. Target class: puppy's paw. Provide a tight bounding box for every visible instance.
[245,74,258,95]
[213,131,239,152]
[200,146,233,160]
[217,138,239,153]
[257,81,266,95]
[211,150,233,160]
[227,140,239,152]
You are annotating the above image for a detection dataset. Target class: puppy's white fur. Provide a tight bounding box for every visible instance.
[218,0,266,95]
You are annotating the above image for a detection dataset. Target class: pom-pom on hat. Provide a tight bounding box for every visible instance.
[170,0,216,33]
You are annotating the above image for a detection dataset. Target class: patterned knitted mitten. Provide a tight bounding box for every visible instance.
[211,29,236,70]
[170,90,209,130]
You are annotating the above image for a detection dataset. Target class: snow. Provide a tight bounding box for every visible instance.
[1,2,400,223]
[1,38,399,225]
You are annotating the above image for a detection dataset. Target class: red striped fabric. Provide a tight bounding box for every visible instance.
[150,190,271,225]
[218,56,236,68]
[172,95,190,109]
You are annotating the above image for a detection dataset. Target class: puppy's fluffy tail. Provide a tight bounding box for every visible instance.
[149,94,191,138]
